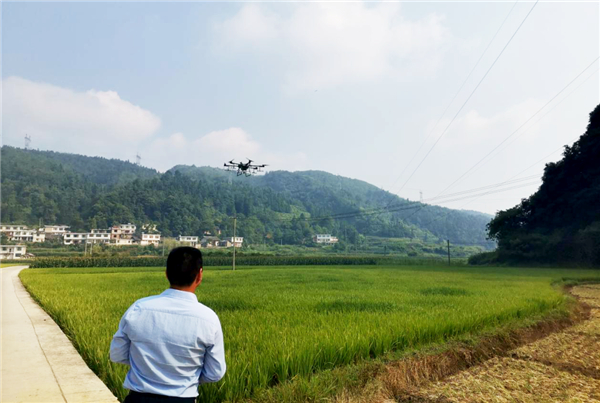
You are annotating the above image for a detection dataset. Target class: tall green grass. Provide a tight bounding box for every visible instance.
[19,265,599,402]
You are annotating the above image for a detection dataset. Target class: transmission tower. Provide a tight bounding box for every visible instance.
[419,191,423,203]
[24,134,32,150]
[136,153,141,166]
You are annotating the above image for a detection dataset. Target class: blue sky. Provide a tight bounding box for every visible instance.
[2,1,599,214]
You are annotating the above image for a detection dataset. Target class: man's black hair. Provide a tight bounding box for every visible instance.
[166,247,203,286]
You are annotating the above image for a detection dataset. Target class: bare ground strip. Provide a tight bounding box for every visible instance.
[403,284,600,403]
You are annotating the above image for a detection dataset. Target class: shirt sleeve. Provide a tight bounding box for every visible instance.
[109,304,134,365]
[199,320,227,384]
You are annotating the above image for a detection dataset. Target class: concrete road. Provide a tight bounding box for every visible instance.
[1,266,119,403]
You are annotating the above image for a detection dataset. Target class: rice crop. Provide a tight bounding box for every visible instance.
[19,265,600,402]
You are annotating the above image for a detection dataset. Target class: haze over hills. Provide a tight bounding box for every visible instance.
[1,146,494,248]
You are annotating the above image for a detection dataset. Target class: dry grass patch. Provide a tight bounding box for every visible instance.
[512,331,600,378]
[330,285,598,403]
[333,307,587,403]
[411,356,600,403]
[568,309,600,337]
[569,285,600,307]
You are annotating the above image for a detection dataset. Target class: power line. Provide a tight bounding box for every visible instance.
[415,60,598,231]
[423,174,540,203]
[266,174,542,224]
[436,57,599,197]
[427,180,541,205]
[474,66,599,171]
[388,176,542,228]
[393,0,539,197]
[386,0,520,194]
[416,138,580,229]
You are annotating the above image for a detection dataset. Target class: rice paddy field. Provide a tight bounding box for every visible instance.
[19,265,600,402]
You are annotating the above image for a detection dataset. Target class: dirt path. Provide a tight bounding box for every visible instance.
[405,284,600,403]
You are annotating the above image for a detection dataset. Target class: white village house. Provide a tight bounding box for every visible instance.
[9,230,46,243]
[229,237,244,247]
[1,224,28,232]
[63,232,89,245]
[43,225,70,236]
[0,245,27,260]
[87,229,111,244]
[177,235,199,247]
[313,234,339,244]
[140,233,161,246]
[110,224,136,245]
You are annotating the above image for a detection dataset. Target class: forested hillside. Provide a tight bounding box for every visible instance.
[477,103,600,266]
[1,146,493,247]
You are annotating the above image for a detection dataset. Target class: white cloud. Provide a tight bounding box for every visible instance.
[196,128,261,156]
[428,98,548,149]
[2,76,161,158]
[142,128,308,172]
[214,3,451,93]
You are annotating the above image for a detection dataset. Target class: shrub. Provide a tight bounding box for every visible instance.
[468,251,499,265]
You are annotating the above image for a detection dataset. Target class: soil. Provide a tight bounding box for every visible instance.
[401,284,600,403]
[334,284,600,403]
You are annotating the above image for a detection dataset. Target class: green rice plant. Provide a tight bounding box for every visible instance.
[29,255,467,269]
[19,265,600,402]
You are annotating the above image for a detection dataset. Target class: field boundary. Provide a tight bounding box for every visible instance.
[4,266,119,403]
[337,285,595,403]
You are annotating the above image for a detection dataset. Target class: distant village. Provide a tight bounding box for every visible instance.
[0,223,338,259]
[0,223,242,259]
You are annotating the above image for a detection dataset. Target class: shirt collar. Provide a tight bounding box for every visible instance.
[162,288,198,302]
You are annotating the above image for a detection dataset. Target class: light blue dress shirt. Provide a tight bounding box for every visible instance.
[110,288,226,398]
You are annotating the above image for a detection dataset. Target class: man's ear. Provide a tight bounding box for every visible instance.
[197,267,203,284]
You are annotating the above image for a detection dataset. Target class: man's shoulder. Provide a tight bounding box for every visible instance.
[131,293,221,325]
[196,302,220,322]
[189,301,221,328]
[131,294,163,308]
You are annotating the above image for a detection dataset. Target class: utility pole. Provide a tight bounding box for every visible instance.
[84,240,88,256]
[232,216,237,271]
[162,240,165,257]
[447,239,451,265]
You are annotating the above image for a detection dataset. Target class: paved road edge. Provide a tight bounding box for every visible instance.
[11,266,120,403]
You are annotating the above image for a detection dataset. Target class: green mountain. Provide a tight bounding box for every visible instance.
[480,103,600,266]
[1,146,493,248]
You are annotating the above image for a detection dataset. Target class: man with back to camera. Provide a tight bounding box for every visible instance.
[110,247,226,403]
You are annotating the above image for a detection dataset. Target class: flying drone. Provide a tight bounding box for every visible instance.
[223,159,268,176]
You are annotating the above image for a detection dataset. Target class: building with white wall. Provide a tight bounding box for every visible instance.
[1,224,28,233]
[43,225,70,234]
[140,233,161,246]
[0,245,27,259]
[63,233,88,245]
[177,235,198,246]
[229,237,244,247]
[111,223,136,238]
[313,234,339,244]
[9,230,46,243]
[88,229,111,244]
[114,238,134,246]
[110,223,136,245]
